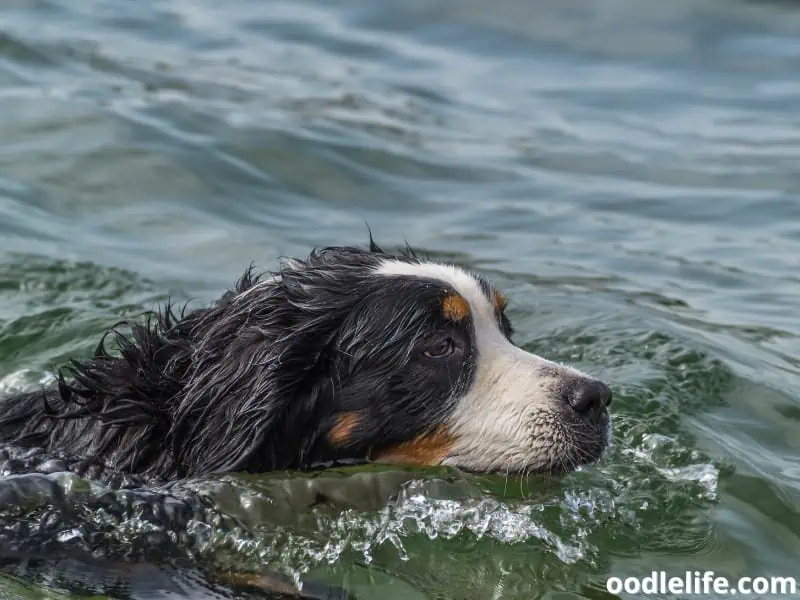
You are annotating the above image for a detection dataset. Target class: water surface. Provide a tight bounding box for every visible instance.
[1,1,799,598]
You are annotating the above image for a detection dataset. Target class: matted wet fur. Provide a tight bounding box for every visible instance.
[0,239,612,481]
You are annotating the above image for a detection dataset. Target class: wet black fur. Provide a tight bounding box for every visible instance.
[0,241,481,480]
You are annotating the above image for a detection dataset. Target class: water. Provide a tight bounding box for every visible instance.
[1,0,799,598]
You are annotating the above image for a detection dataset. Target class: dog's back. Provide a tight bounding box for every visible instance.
[0,309,195,479]
[0,387,171,478]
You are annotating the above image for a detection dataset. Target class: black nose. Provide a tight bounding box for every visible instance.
[565,379,613,416]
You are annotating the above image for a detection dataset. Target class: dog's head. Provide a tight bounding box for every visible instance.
[173,242,611,477]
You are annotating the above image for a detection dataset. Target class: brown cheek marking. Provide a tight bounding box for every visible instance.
[493,290,507,312]
[442,293,470,322]
[372,427,455,466]
[328,412,362,446]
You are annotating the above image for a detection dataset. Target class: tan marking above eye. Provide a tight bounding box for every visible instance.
[493,290,507,312]
[372,427,455,466]
[441,293,470,322]
[328,411,362,446]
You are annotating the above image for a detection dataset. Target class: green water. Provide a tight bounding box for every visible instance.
[1,1,799,598]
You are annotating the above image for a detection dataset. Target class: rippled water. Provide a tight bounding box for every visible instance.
[1,0,799,599]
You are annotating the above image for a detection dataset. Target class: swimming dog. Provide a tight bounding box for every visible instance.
[0,240,612,481]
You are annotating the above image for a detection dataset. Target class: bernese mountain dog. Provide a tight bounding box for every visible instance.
[0,240,612,481]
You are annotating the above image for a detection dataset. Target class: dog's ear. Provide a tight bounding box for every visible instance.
[167,267,351,475]
[168,332,328,474]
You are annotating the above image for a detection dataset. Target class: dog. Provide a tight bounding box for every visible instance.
[0,239,612,481]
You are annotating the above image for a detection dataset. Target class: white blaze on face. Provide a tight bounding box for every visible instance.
[375,259,596,473]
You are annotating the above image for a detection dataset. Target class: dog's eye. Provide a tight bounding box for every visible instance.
[423,337,457,359]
